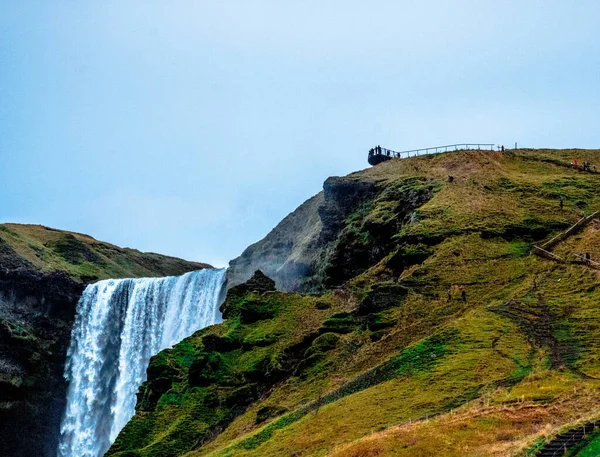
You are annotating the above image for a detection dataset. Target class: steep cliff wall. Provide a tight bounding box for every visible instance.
[0,224,210,457]
[227,174,435,292]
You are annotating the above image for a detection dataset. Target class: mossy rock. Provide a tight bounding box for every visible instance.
[241,354,274,383]
[320,313,356,334]
[239,300,277,323]
[299,333,341,371]
[202,386,220,407]
[366,315,396,332]
[146,352,180,380]
[306,332,340,356]
[242,332,279,348]
[225,383,260,408]
[221,271,276,319]
[188,352,224,387]
[202,333,242,352]
[357,283,409,315]
[315,300,330,310]
[386,244,432,275]
[370,330,385,342]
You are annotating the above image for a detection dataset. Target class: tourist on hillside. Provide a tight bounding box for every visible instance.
[461,287,467,302]
[501,145,504,152]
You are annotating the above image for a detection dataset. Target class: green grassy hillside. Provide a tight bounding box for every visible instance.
[0,223,210,282]
[109,149,600,457]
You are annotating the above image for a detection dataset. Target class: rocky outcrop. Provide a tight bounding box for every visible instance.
[318,176,376,242]
[227,177,377,292]
[227,270,276,296]
[227,193,325,292]
[220,270,276,320]
[227,175,435,292]
[0,224,210,457]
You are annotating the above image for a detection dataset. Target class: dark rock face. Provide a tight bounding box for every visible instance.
[318,177,376,242]
[322,180,435,287]
[227,177,378,292]
[0,241,84,457]
[0,228,209,457]
[227,175,436,293]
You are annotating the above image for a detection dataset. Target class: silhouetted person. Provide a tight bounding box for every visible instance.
[447,287,452,301]
[461,288,466,302]
[559,198,564,210]
[586,252,591,262]
[501,145,504,152]
[377,145,381,154]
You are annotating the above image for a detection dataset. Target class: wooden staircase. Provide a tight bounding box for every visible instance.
[533,211,599,265]
[537,421,600,456]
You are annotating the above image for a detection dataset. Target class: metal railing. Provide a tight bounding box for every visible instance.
[372,143,495,160]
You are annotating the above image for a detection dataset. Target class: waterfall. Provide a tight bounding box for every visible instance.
[57,268,226,457]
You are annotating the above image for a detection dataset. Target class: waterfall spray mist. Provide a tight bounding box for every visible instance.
[57,269,225,457]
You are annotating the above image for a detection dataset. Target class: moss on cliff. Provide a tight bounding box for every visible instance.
[110,149,600,457]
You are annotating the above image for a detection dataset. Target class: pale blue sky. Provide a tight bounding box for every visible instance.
[1,1,599,267]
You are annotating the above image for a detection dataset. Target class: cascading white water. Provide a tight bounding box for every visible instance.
[57,268,226,457]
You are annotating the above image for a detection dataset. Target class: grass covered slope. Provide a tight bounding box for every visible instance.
[110,149,600,457]
[0,223,210,282]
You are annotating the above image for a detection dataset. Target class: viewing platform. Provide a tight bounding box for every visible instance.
[368,143,496,166]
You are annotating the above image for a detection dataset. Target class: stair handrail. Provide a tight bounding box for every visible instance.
[545,422,598,457]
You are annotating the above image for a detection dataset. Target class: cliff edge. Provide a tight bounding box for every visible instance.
[0,224,210,457]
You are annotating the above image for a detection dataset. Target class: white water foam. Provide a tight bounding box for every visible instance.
[57,268,225,457]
